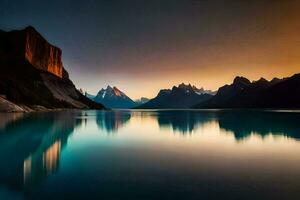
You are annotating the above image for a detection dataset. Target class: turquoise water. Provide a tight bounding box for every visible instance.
[0,110,300,200]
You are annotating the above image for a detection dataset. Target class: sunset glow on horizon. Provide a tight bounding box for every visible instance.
[2,0,300,99]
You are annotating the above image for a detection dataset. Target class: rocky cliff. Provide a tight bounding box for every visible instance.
[25,26,63,78]
[0,26,63,78]
[0,26,104,111]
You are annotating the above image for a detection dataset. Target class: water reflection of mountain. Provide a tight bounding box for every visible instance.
[0,111,84,192]
[156,110,216,134]
[154,110,300,140]
[217,111,300,140]
[96,111,131,133]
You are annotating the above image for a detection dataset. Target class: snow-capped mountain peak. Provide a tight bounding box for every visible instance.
[93,85,136,108]
[97,85,126,99]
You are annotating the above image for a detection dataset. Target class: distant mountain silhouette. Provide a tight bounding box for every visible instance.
[193,73,300,108]
[134,97,150,106]
[93,86,136,109]
[0,26,104,111]
[136,83,214,109]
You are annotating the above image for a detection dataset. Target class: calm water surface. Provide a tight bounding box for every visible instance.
[0,109,300,200]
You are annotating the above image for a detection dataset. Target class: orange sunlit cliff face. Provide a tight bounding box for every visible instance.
[25,26,63,78]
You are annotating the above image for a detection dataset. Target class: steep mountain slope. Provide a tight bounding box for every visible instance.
[136,83,213,109]
[85,92,96,100]
[193,74,300,108]
[0,26,104,111]
[0,96,25,112]
[93,86,136,108]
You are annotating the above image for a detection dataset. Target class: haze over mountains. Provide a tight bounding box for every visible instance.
[0,26,104,112]
[135,97,150,106]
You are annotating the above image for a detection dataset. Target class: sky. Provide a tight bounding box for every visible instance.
[1,0,300,99]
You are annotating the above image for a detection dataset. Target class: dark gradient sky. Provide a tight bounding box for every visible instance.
[1,0,300,99]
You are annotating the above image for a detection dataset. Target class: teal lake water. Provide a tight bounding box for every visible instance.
[1,110,300,200]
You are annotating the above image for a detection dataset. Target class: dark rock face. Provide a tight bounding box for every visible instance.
[0,26,104,111]
[0,96,25,112]
[0,26,63,78]
[193,74,300,108]
[25,27,63,78]
[136,83,213,109]
[233,76,251,86]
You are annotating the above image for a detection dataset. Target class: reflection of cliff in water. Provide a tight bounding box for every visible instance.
[96,111,131,133]
[217,111,300,140]
[0,111,84,192]
[156,110,216,134]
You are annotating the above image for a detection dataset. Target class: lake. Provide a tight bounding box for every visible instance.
[0,109,300,200]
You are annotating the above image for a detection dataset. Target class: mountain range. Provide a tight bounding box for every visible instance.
[193,74,300,108]
[0,26,104,112]
[1,26,300,112]
[136,83,214,109]
[85,86,150,109]
[92,86,137,109]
